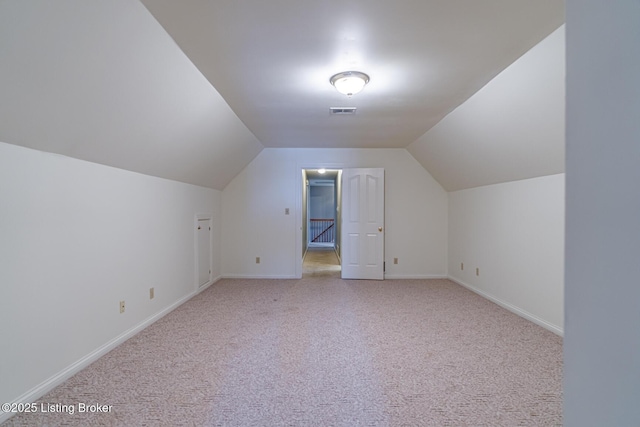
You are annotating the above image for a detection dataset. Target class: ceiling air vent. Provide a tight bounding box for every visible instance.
[329,107,357,115]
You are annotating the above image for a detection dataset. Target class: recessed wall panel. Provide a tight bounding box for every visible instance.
[348,233,360,266]
[366,174,379,223]
[349,175,360,223]
[365,233,377,266]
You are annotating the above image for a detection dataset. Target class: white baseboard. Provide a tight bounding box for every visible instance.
[0,277,221,424]
[447,275,563,336]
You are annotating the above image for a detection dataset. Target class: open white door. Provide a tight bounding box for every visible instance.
[341,168,384,280]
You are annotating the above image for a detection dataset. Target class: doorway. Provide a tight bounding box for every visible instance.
[297,167,385,280]
[302,168,341,277]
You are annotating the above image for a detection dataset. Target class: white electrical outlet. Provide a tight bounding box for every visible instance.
[394,258,398,264]
[256,257,260,264]
[461,262,464,270]
[119,300,125,313]
[150,287,154,299]
[476,267,480,276]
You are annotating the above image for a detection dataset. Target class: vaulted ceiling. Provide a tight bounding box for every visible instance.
[0,1,564,190]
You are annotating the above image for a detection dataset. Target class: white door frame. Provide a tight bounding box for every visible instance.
[295,163,343,278]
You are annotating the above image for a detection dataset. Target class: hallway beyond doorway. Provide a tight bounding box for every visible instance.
[303,247,340,278]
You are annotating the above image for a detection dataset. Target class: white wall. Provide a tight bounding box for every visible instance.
[309,185,334,219]
[0,142,221,415]
[221,148,448,279]
[448,175,565,334]
[564,1,640,425]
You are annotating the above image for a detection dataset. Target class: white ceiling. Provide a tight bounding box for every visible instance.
[141,0,564,149]
[0,1,564,191]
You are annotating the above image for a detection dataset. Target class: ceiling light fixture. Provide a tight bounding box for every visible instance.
[330,71,370,96]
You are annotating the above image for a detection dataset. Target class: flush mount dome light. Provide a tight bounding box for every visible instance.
[330,71,370,96]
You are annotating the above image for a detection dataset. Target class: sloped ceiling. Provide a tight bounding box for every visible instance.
[0,0,263,190]
[141,0,564,151]
[408,27,566,191]
[1,1,564,191]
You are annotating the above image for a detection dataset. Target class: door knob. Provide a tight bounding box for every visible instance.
[378,227,383,232]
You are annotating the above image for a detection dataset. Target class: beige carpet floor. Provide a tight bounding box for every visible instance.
[3,276,562,426]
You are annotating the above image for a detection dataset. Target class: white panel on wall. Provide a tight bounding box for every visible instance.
[564,1,640,425]
[196,217,211,287]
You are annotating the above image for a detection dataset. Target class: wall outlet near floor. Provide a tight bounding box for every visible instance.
[476,267,480,276]
[256,257,260,264]
[461,262,464,270]
[150,287,154,300]
[119,300,125,313]
[394,257,398,264]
